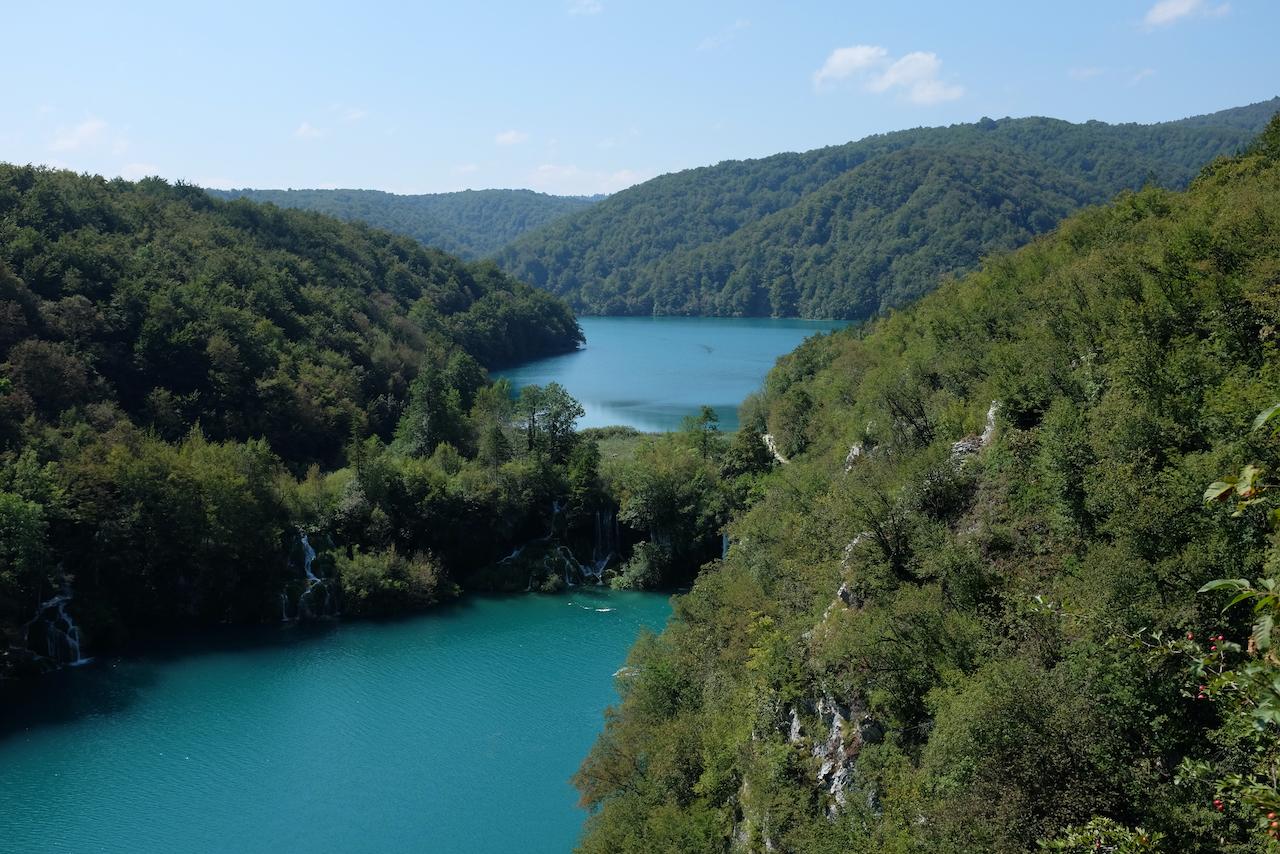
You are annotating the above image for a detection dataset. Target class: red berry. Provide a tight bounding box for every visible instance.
[1187,632,1195,640]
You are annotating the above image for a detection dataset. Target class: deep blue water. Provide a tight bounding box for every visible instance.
[495,316,848,431]
[0,590,671,854]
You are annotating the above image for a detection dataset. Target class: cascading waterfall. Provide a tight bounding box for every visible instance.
[495,505,623,588]
[23,585,89,666]
[582,509,620,584]
[287,530,337,620]
[300,532,319,582]
[722,532,730,559]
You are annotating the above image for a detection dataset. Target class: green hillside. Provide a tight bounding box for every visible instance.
[207,187,599,259]
[0,165,592,658]
[572,117,1280,852]
[498,98,1278,319]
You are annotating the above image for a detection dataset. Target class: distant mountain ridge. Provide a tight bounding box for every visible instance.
[205,187,600,260]
[496,97,1280,319]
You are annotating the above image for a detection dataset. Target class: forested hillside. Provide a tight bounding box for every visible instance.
[208,187,599,259]
[573,117,1280,852]
[500,98,1278,319]
[0,166,600,669]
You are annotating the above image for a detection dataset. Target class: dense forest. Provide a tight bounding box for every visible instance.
[498,98,1278,319]
[0,166,611,671]
[207,187,599,260]
[571,118,1280,851]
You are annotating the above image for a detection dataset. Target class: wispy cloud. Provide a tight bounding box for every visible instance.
[813,45,888,86]
[568,0,601,15]
[1068,66,1105,80]
[1144,0,1230,28]
[814,45,963,105]
[494,129,529,146]
[528,163,647,195]
[1129,67,1157,85]
[453,163,480,175]
[294,121,325,140]
[868,52,964,104]
[698,19,750,52]
[342,107,367,122]
[50,118,108,152]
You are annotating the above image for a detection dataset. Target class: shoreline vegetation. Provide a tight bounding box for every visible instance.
[3,103,1280,852]
[569,115,1280,853]
[0,163,789,677]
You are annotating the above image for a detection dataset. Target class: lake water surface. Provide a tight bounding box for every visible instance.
[0,589,670,854]
[496,316,848,432]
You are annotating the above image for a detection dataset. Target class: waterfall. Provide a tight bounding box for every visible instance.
[288,530,336,620]
[300,531,319,582]
[23,585,89,666]
[721,532,730,559]
[583,509,619,584]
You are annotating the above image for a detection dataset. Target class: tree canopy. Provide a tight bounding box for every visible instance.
[572,114,1280,853]
[498,98,1278,320]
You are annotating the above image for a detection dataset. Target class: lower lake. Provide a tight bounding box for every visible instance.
[0,589,671,854]
[495,316,848,432]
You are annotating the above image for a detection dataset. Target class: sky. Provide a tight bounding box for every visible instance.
[1,0,1276,196]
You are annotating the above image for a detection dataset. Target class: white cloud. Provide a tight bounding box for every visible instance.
[494,129,529,146]
[1129,67,1157,85]
[698,18,750,52]
[342,107,367,122]
[813,45,963,104]
[1069,66,1105,80]
[528,163,647,195]
[568,0,601,15]
[867,52,964,104]
[453,163,480,175]
[1144,0,1230,27]
[50,118,108,152]
[294,121,324,140]
[813,45,888,86]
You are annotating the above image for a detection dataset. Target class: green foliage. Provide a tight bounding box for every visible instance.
[1039,818,1163,852]
[501,100,1277,320]
[0,166,595,660]
[575,115,1280,852]
[0,164,582,465]
[207,187,599,259]
[335,547,455,616]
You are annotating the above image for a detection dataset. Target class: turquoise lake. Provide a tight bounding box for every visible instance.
[0,590,671,853]
[495,316,848,432]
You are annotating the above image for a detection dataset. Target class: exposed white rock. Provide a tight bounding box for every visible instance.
[840,534,867,568]
[809,693,883,816]
[812,696,854,812]
[843,442,863,472]
[980,400,999,446]
[762,433,789,465]
[949,400,1000,464]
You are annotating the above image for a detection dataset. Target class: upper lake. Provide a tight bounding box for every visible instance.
[0,589,671,854]
[495,316,849,432]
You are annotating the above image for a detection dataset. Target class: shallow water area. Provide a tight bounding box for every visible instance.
[495,316,848,431]
[0,589,671,854]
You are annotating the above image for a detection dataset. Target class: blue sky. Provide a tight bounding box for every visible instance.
[2,0,1275,195]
